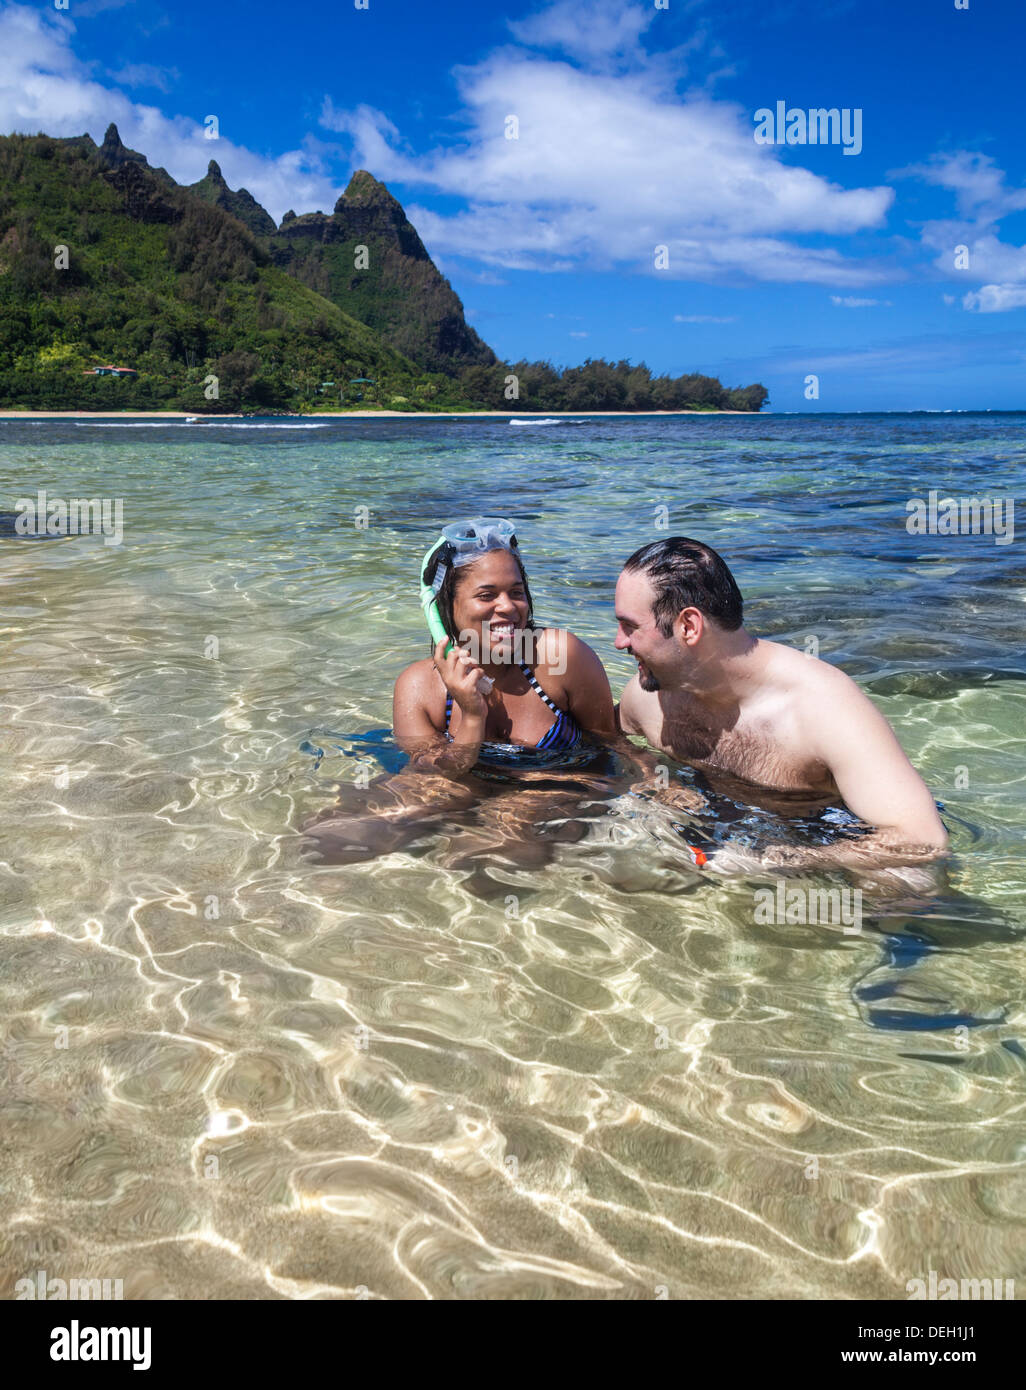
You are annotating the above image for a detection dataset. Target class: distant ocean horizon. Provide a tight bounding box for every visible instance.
[3,407,1026,414]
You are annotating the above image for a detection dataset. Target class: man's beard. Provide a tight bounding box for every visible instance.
[635,656,660,692]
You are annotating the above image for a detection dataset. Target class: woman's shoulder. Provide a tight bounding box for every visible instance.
[531,626,594,671]
[395,656,444,702]
[529,627,613,730]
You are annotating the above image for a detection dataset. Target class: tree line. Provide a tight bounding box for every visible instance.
[460,359,767,412]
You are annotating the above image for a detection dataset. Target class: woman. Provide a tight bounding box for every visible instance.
[304,517,630,867]
[394,516,617,768]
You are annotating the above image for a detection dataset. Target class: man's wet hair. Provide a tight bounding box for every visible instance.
[623,537,744,635]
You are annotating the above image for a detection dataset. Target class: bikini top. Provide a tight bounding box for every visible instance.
[444,663,583,760]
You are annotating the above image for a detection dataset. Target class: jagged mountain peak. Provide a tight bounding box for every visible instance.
[185,160,276,238]
[97,122,175,188]
[336,169,403,212]
[328,170,431,267]
[269,167,496,374]
[100,122,143,164]
[0,126,429,411]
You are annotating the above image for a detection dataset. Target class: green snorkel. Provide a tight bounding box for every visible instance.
[420,536,454,653]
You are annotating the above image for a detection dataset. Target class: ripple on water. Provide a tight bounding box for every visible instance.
[1,413,1024,1297]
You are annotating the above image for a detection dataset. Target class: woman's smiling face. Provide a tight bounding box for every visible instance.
[451,550,530,660]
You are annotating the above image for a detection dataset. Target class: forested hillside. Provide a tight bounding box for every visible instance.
[0,128,768,413]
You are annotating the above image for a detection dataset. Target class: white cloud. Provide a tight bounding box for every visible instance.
[106,63,178,93]
[901,151,1026,306]
[674,314,737,322]
[923,228,1026,285]
[462,267,508,285]
[505,0,711,84]
[508,0,656,69]
[962,284,1026,314]
[830,295,890,307]
[761,334,1008,375]
[321,23,894,285]
[568,330,589,337]
[0,4,341,222]
[0,0,898,287]
[896,150,1026,221]
[715,327,1026,386]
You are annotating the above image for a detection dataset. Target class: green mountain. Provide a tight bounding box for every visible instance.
[95,122,176,189]
[0,127,458,411]
[266,170,497,375]
[186,159,276,239]
[0,125,768,413]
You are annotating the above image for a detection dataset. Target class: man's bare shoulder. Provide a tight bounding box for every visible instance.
[760,638,866,700]
[619,672,652,733]
[757,639,889,760]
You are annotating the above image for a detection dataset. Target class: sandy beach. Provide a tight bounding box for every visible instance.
[0,408,755,419]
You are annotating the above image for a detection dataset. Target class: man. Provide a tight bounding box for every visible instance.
[615,537,949,869]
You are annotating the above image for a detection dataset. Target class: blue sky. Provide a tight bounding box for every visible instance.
[2,0,1024,409]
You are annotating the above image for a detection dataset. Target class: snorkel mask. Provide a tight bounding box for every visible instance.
[420,518,520,689]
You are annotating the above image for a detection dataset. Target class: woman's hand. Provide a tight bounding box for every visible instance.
[432,638,488,718]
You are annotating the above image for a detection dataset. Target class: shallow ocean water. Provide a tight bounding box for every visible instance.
[1,412,1024,1300]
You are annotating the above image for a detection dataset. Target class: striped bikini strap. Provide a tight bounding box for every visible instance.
[519,662,562,716]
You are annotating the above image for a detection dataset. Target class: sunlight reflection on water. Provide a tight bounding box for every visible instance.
[1,414,1025,1300]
